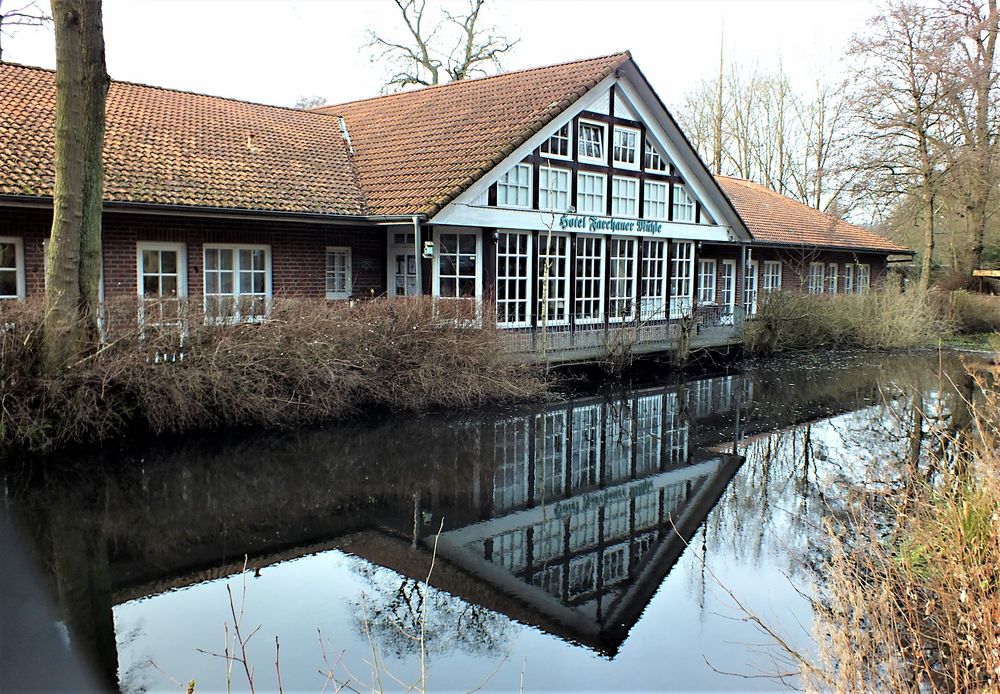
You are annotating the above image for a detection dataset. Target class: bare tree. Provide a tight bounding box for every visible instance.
[847,1,949,290]
[366,0,517,92]
[44,0,108,370]
[0,0,50,60]
[293,94,328,110]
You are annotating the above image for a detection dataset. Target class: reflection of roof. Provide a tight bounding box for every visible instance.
[317,53,631,216]
[716,176,912,254]
[0,62,367,215]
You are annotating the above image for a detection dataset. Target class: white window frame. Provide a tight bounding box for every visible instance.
[672,185,696,222]
[611,176,639,217]
[538,165,571,212]
[0,236,26,300]
[744,260,759,315]
[697,258,716,305]
[574,235,605,325]
[720,259,737,322]
[640,239,668,320]
[497,163,532,209]
[644,140,669,172]
[612,126,640,170]
[136,241,188,327]
[203,244,272,323]
[325,246,352,300]
[577,119,607,165]
[495,231,533,328]
[642,181,669,221]
[827,263,838,294]
[808,262,825,295]
[762,260,782,293]
[433,230,483,306]
[576,172,607,215]
[844,264,855,294]
[537,233,571,327]
[669,241,695,319]
[540,122,572,161]
[857,263,871,293]
[608,237,637,322]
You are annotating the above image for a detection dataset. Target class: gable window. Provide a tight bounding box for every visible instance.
[827,263,838,294]
[577,172,606,215]
[644,141,668,172]
[643,181,668,220]
[326,247,352,300]
[137,242,187,324]
[0,237,25,300]
[497,163,532,208]
[540,122,571,160]
[611,176,639,217]
[762,261,782,293]
[538,166,571,212]
[808,262,825,294]
[578,120,606,163]
[672,185,695,222]
[612,127,639,169]
[204,245,270,322]
[698,259,716,304]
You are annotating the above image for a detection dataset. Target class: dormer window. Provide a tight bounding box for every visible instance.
[612,127,639,170]
[497,163,532,208]
[578,120,606,163]
[644,141,668,172]
[540,123,571,160]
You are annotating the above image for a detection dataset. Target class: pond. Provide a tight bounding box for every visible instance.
[1,351,980,692]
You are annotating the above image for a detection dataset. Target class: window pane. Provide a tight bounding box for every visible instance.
[0,269,16,297]
[459,234,475,254]
[161,250,177,274]
[143,249,159,273]
[143,275,160,296]
[161,276,178,296]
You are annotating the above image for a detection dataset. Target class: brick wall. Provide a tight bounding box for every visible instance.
[0,206,385,300]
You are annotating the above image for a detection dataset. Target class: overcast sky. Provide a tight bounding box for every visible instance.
[3,0,878,109]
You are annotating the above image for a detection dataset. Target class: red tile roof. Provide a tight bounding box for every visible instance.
[318,52,631,216]
[0,62,367,215]
[715,176,911,254]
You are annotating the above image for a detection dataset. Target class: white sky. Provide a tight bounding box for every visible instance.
[3,0,878,109]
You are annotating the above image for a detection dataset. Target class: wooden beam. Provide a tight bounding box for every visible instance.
[972,269,1000,278]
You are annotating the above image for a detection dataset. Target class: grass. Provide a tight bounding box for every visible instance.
[0,296,548,454]
[941,332,999,352]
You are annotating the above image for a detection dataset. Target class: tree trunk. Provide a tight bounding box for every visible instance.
[919,176,935,291]
[44,0,108,372]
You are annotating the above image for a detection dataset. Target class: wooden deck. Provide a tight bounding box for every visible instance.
[502,307,745,365]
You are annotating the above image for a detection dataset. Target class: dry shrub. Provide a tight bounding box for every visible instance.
[744,285,949,355]
[0,296,546,453]
[943,290,1000,334]
[806,367,1000,693]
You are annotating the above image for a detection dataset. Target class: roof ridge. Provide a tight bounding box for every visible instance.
[317,51,631,112]
[0,60,342,118]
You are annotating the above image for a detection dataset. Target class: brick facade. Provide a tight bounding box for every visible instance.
[1,206,385,301]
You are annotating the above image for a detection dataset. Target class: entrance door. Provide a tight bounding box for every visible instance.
[388,231,420,297]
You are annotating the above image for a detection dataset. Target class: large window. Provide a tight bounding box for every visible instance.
[495,231,532,328]
[612,126,639,169]
[540,122,571,159]
[538,166,571,212]
[669,241,694,318]
[640,239,667,320]
[436,231,479,300]
[578,120,607,163]
[643,181,668,220]
[497,163,531,208]
[577,172,606,215]
[762,260,782,293]
[720,260,737,319]
[204,245,269,322]
[608,237,636,321]
[672,185,696,222]
[844,264,855,294]
[698,258,716,304]
[611,176,639,217]
[326,247,352,300]
[644,140,668,172]
[537,233,570,326]
[137,242,186,323]
[808,262,825,294]
[0,237,25,300]
[575,236,604,324]
[744,260,759,315]
[857,264,871,293]
[827,263,838,294]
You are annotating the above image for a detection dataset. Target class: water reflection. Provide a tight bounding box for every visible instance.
[2,352,978,691]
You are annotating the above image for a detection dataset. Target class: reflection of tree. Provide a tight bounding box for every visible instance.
[348,564,515,660]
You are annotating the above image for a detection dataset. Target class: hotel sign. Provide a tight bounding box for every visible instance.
[557,214,664,234]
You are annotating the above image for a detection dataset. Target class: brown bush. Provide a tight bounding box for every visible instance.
[942,290,1000,334]
[0,297,547,453]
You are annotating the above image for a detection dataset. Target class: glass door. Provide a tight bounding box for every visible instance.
[388,231,419,297]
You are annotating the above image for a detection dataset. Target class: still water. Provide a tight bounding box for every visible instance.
[3,351,978,692]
